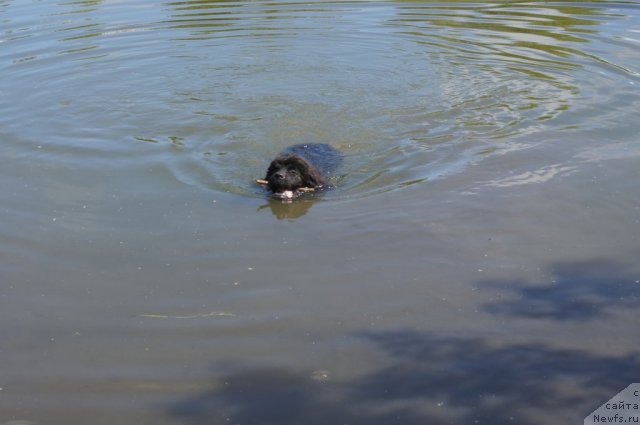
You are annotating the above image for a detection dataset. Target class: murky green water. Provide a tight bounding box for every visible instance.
[1,1,639,424]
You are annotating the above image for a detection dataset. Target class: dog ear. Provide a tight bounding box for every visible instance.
[295,157,325,188]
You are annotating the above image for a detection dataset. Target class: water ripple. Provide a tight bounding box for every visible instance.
[1,0,638,198]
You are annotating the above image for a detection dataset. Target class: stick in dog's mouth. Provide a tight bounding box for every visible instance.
[256,179,315,199]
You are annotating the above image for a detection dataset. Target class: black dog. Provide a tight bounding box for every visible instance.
[264,144,341,199]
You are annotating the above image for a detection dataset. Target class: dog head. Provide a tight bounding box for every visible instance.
[264,154,326,198]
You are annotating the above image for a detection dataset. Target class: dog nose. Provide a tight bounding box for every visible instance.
[274,172,285,180]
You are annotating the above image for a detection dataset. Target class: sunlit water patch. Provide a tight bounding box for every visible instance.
[1,0,639,199]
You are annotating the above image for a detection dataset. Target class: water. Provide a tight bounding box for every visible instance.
[1,1,639,424]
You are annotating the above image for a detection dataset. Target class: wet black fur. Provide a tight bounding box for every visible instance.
[264,144,342,197]
[264,154,326,194]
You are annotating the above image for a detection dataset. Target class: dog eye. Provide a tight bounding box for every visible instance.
[288,168,299,175]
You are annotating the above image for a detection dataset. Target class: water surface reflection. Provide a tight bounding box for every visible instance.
[1,1,639,424]
[170,328,639,425]
[1,0,634,197]
[158,0,632,197]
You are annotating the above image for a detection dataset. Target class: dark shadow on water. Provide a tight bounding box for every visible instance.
[481,258,640,321]
[351,330,639,423]
[168,329,640,425]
